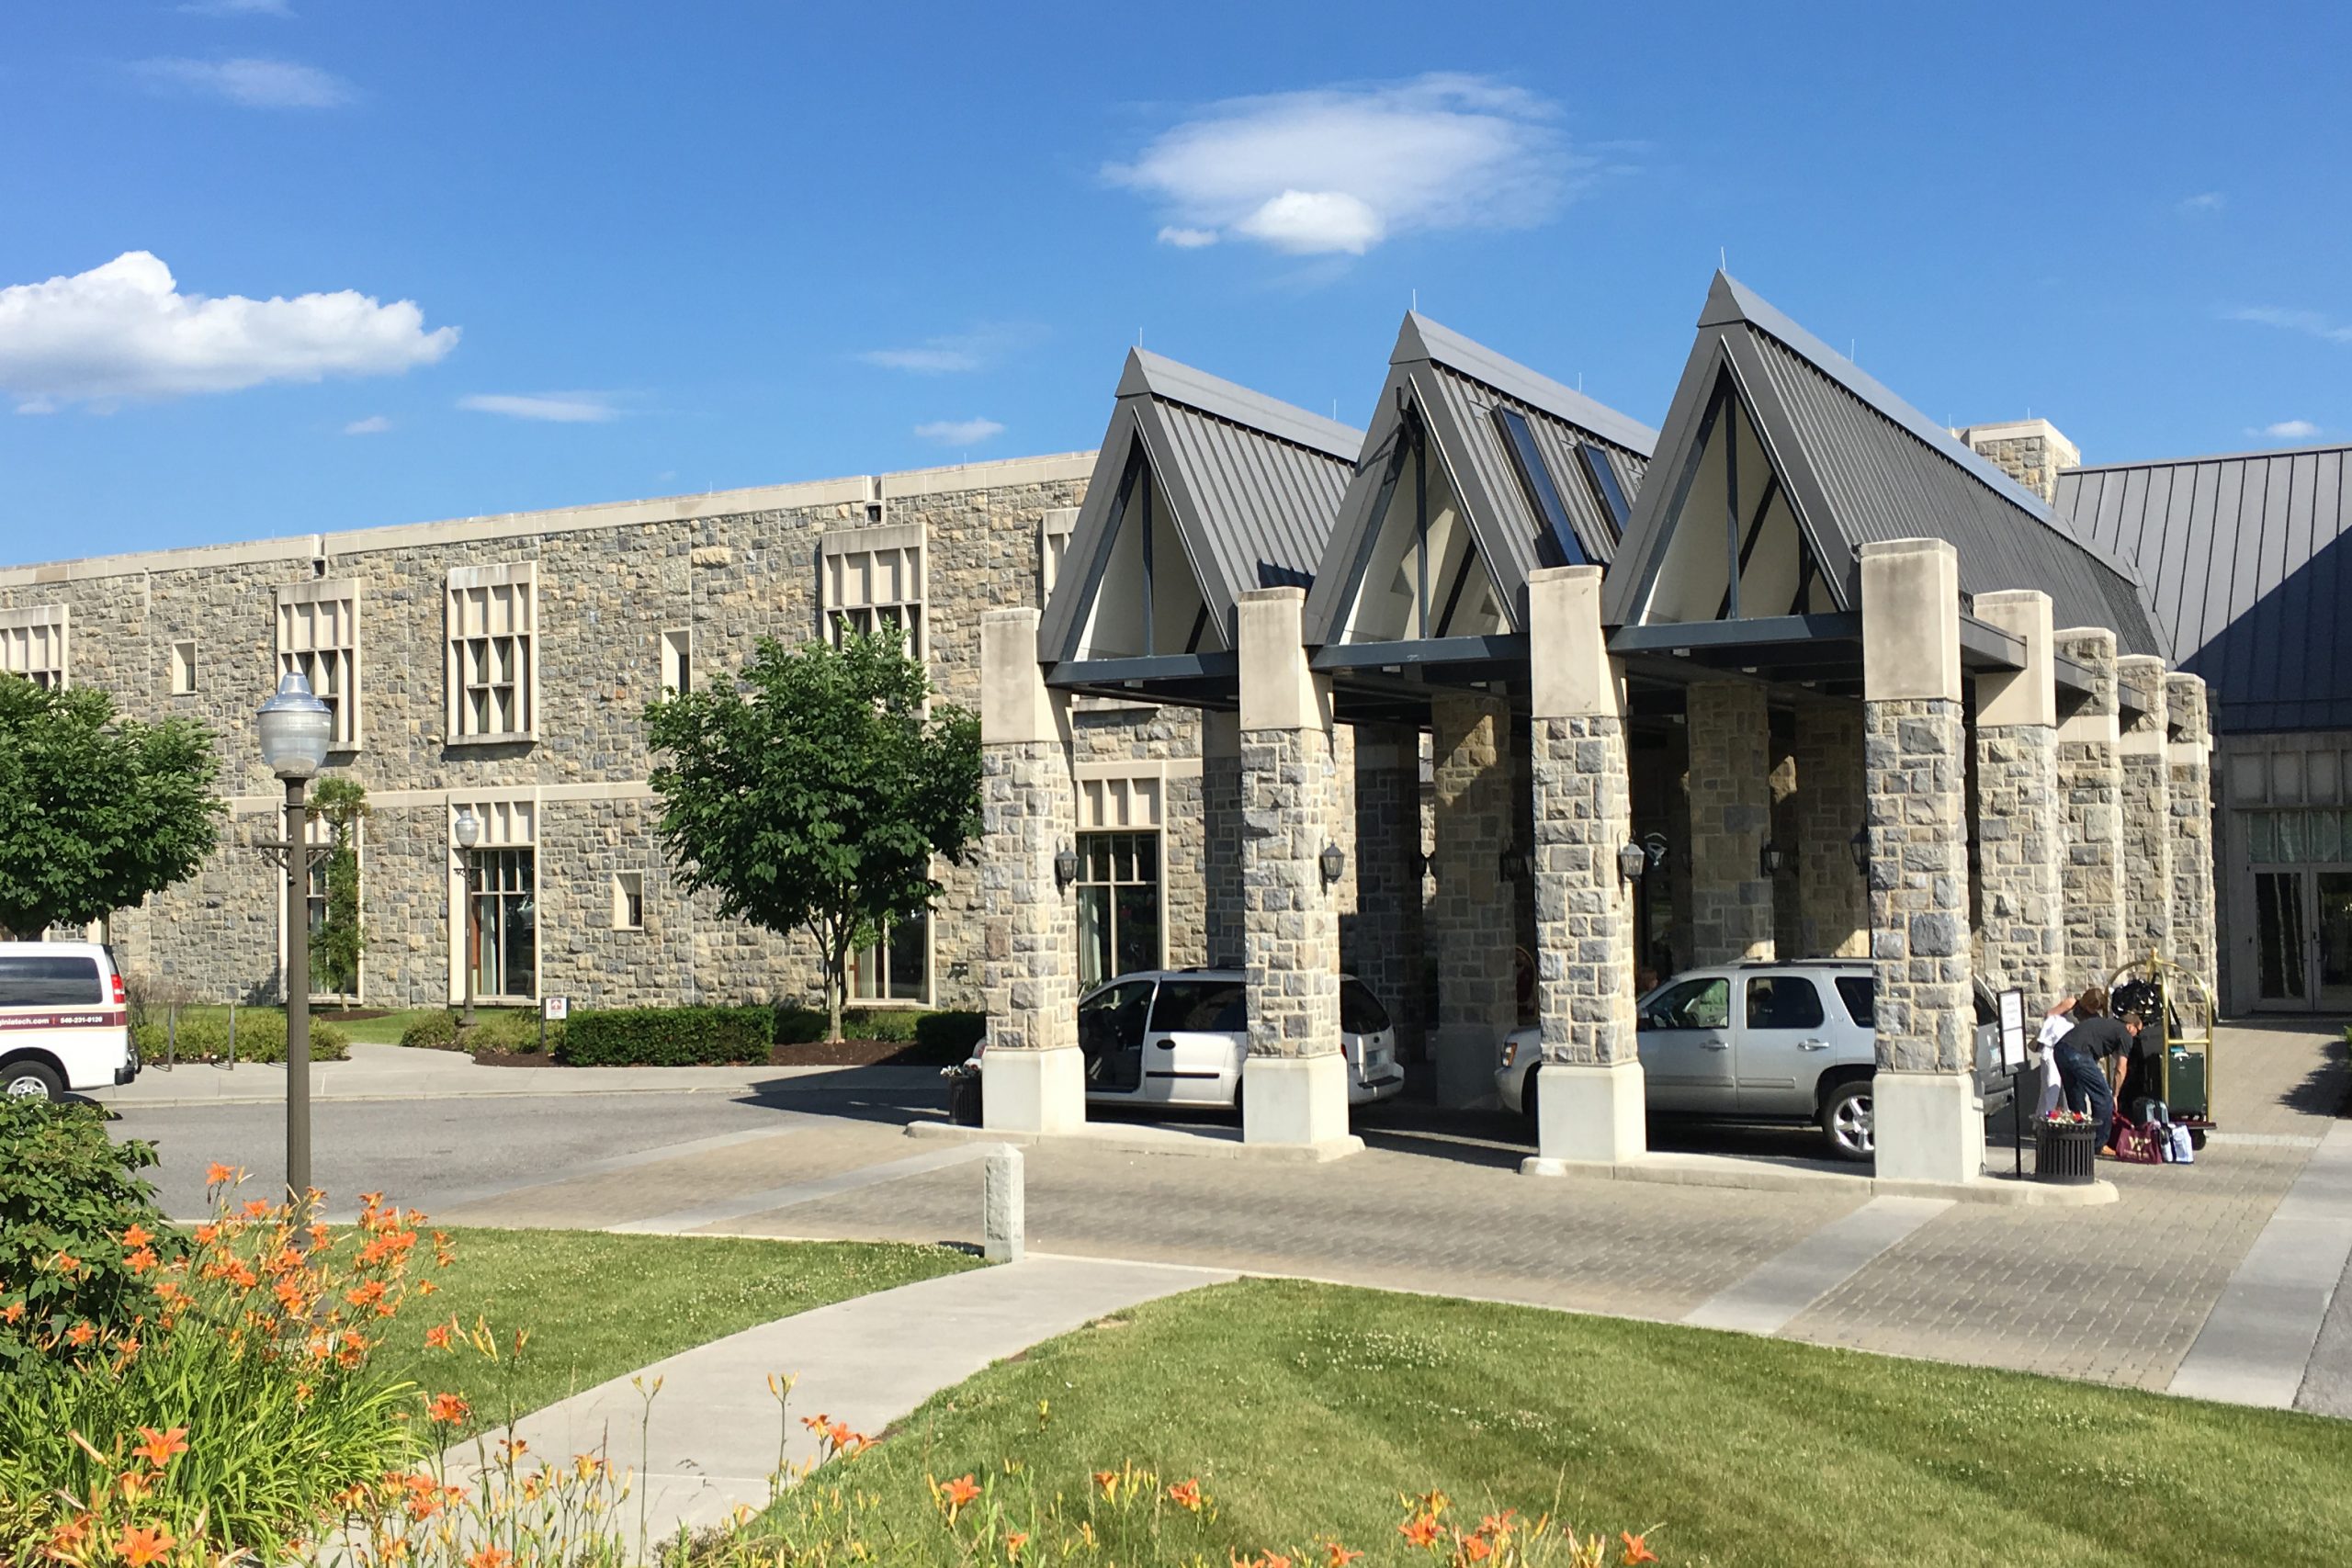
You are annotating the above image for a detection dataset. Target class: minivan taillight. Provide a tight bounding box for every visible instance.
[111,974,126,1006]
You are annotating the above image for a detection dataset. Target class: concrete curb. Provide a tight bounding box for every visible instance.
[94,1063,939,1110]
[905,1117,1365,1164]
[1520,1151,2120,1206]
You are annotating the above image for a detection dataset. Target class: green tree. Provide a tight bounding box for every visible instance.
[309,776,368,1007]
[645,629,981,1042]
[0,676,224,941]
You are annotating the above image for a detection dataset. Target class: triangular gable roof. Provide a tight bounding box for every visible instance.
[1301,312,1657,646]
[1037,349,1363,663]
[1603,273,2159,653]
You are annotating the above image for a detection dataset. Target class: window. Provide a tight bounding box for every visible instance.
[1340,979,1392,1035]
[446,563,537,739]
[1494,406,1591,569]
[1076,831,1161,987]
[0,953,101,1007]
[1577,444,1634,536]
[1149,979,1246,1034]
[452,800,536,999]
[302,810,362,1001]
[612,871,645,931]
[1641,976,1729,1031]
[169,640,198,694]
[1040,508,1078,603]
[1835,977,1875,1028]
[854,910,930,1003]
[1079,978,1154,1055]
[660,629,692,694]
[820,525,924,654]
[0,605,67,690]
[1745,976,1826,1031]
[277,580,360,748]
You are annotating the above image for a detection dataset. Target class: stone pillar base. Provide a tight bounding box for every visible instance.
[1432,1025,1502,1110]
[1242,1054,1357,1151]
[1523,1060,1647,1173]
[1871,1070,1983,1186]
[980,1047,1086,1134]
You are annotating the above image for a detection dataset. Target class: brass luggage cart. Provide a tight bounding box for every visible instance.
[2109,950,2216,1146]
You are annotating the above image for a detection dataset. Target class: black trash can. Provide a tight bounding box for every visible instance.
[2033,1119,2098,1185]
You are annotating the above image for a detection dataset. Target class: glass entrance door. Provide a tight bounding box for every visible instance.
[2319,873,2352,1011]
[2256,871,2309,1006]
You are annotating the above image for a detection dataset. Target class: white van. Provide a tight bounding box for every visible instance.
[0,942,140,1101]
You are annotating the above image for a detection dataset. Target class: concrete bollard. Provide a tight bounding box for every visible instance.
[983,1144,1024,1264]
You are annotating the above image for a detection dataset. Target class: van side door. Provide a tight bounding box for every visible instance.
[1140,978,1247,1105]
[1077,979,1155,1097]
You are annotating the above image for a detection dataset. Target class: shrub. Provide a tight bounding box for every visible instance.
[775,1004,828,1044]
[775,1006,985,1051]
[460,1008,559,1056]
[556,1005,775,1066]
[400,1010,460,1051]
[0,1100,178,1376]
[841,1007,922,1043]
[131,1010,350,1065]
[914,1009,987,1055]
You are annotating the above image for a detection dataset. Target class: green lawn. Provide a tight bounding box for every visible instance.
[370,1229,979,1437]
[752,1277,2352,1568]
[141,1004,531,1047]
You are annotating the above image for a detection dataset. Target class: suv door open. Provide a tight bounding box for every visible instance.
[1735,974,1834,1115]
[1637,975,1736,1111]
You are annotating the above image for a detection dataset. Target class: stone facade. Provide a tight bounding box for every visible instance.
[2055,628,2126,987]
[1952,419,2081,504]
[1239,721,1340,1059]
[979,739,1078,1053]
[2165,673,2218,990]
[1792,700,1869,959]
[1201,713,1243,969]
[1686,682,1775,963]
[1531,715,1636,1065]
[1347,723,1427,1050]
[2117,656,2173,967]
[1430,694,1517,1103]
[1864,697,1973,1073]
[1973,722,2063,1000]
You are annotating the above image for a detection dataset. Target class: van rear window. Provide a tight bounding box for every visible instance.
[0,955,104,1008]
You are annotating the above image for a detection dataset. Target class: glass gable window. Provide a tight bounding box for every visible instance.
[1577,444,1634,536]
[466,847,537,998]
[1493,406,1589,569]
[1076,830,1162,987]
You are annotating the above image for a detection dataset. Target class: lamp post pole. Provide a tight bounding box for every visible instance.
[283,775,312,1200]
[454,808,481,1026]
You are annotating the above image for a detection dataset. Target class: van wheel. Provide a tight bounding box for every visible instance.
[3,1061,63,1102]
[1820,1078,1873,1162]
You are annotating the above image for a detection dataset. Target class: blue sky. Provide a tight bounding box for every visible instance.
[5,1,2347,559]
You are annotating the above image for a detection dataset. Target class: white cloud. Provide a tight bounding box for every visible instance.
[1107,73,1585,255]
[343,414,390,434]
[134,57,350,108]
[856,322,1035,374]
[2177,191,2226,215]
[458,392,619,423]
[2222,305,2352,344]
[913,417,1003,446]
[180,0,295,16]
[2260,419,2322,439]
[0,251,457,405]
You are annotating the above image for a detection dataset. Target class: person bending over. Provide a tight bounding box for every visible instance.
[2056,985,2129,1155]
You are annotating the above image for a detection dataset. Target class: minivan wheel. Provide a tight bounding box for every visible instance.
[1820,1079,1873,1162]
[3,1061,64,1102]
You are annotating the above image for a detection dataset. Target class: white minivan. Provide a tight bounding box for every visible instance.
[0,942,141,1101]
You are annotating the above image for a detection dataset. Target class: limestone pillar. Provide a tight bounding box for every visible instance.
[1349,722,1426,1053]
[1201,711,1243,968]
[1971,591,2064,1005]
[2056,628,2125,988]
[1860,539,1982,1186]
[978,608,1084,1133]
[1792,701,1869,959]
[1236,588,1352,1149]
[2117,655,2173,970]
[1686,682,1775,964]
[1521,566,1645,1170]
[2165,673,2219,992]
[1430,692,1517,1108]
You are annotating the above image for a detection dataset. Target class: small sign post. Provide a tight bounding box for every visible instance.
[1997,987,2028,1179]
[541,994,569,1055]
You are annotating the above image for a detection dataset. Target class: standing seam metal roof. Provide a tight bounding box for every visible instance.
[2055,444,2352,729]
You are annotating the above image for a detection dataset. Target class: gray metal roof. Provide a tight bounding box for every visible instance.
[1038,349,1363,662]
[1301,313,1656,645]
[1605,273,2159,655]
[2055,443,2352,730]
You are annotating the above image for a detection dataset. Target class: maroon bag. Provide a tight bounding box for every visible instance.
[2109,1115,2163,1165]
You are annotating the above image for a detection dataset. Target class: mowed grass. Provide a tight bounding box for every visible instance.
[369,1229,979,1437]
[138,1004,471,1047]
[764,1277,2352,1568]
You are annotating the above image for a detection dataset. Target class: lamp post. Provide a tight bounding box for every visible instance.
[256,671,334,1203]
[454,807,481,1027]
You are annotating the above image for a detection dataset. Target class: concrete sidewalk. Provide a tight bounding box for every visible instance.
[454,1255,1237,1544]
[91,1042,937,1108]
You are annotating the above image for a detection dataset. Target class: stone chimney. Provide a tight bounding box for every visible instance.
[1951,417,2081,503]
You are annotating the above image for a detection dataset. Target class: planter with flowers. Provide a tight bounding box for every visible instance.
[2033,1108,2099,1184]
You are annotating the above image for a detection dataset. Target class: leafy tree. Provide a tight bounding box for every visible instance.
[646,629,981,1042]
[0,676,224,941]
[309,776,368,1007]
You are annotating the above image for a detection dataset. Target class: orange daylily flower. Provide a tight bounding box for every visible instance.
[126,1247,158,1275]
[1621,1532,1658,1565]
[1326,1546,1364,1568]
[206,1162,237,1186]
[425,1393,470,1425]
[119,1524,175,1568]
[940,1474,981,1510]
[1398,1516,1443,1550]
[65,1321,96,1348]
[1093,1469,1120,1497]
[464,1549,511,1568]
[132,1427,189,1468]
[2,1302,24,1325]
[1168,1479,1204,1513]
[1464,1535,1493,1562]
[1003,1530,1029,1560]
[119,1223,154,1249]
[424,1323,453,1351]
[51,1251,81,1275]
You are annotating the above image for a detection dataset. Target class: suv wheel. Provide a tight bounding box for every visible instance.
[1819,1078,1873,1162]
[3,1061,64,1102]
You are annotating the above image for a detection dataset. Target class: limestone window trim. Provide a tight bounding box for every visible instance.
[611,870,646,931]
[168,640,199,696]
[446,795,540,1005]
[659,628,693,695]
[277,578,362,750]
[0,604,68,690]
[446,562,538,744]
[820,522,926,661]
[1040,507,1079,604]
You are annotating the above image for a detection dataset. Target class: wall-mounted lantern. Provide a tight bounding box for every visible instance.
[1319,843,1347,887]
[1616,841,1649,883]
[1054,846,1080,889]
[1849,828,1870,874]
[1760,840,1786,878]
[1498,846,1530,883]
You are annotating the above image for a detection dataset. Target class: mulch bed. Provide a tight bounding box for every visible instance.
[469,1039,967,1069]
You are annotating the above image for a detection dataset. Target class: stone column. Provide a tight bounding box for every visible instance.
[1522,566,1645,1170]
[1860,539,1982,1186]
[1971,591,2064,1005]
[2165,673,2219,992]
[2117,655,2173,970]
[1430,691,1518,1108]
[1686,682,1775,964]
[1201,711,1243,968]
[978,608,1083,1133]
[1349,722,1426,1053]
[1236,587,1352,1149]
[2056,628,2125,988]
[1792,700,1869,959]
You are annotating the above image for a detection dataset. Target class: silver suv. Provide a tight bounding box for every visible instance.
[1494,961,2017,1161]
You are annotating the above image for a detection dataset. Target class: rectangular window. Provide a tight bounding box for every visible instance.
[466,848,537,999]
[1577,444,1634,536]
[0,604,68,690]
[277,579,361,748]
[447,563,537,740]
[612,871,645,931]
[1075,830,1162,988]
[660,629,692,694]
[820,524,924,656]
[303,812,361,1001]
[0,953,102,1007]
[854,909,930,1003]
[1493,406,1590,568]
[169,640,198,694]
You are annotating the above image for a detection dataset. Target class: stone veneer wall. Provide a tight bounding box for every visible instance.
[1865,697,1973,1072]
[1201,715,1243,969]
[2055,631,2125,987]
[2116,658,2173,967]
[1348,722,1427,1048]
[1239,722,1340,1058]
[1792,701,1869,959]
[1430,694,1517,1094]
[1532,714,1636,1065]
[1972,721,2063,1000]
[1686,682,1775,963]
[2165,674,2218,989]
[1953,421,2081,504]
[979,739,1077,1053]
